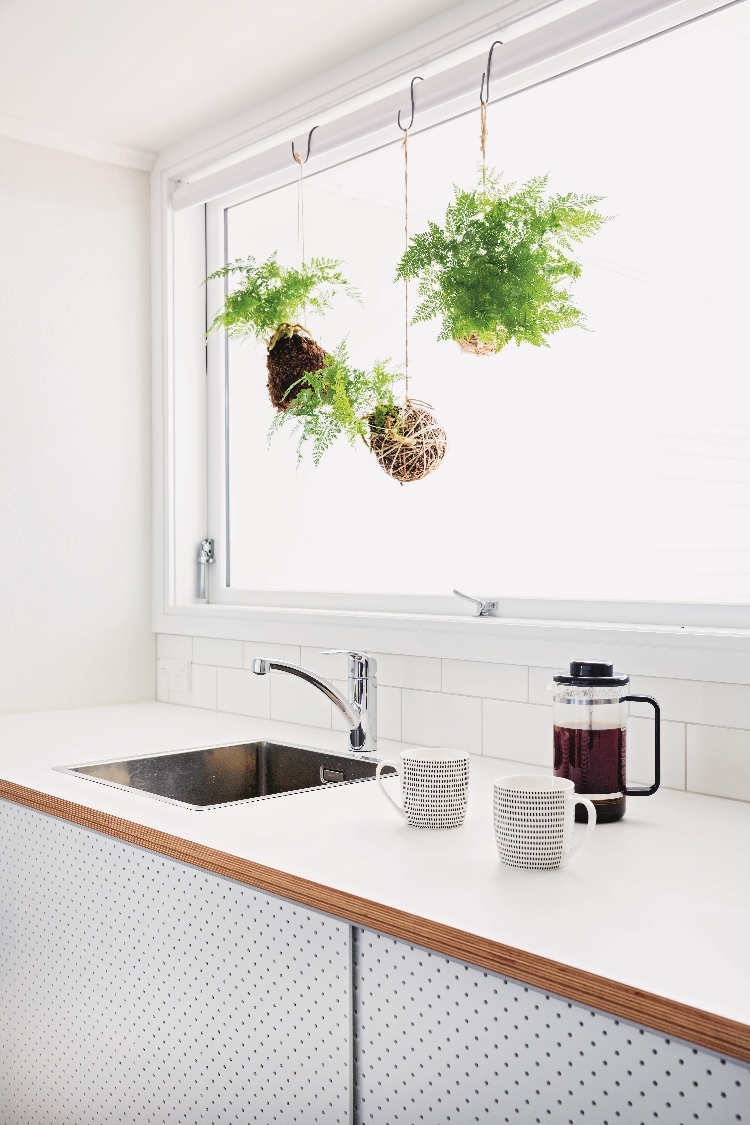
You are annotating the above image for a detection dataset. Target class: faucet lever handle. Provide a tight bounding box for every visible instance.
[321,650,376,675]
[453,589,499,618]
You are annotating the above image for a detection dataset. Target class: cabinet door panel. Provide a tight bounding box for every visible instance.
[0,800,351,1124]
[353,928,748,1124]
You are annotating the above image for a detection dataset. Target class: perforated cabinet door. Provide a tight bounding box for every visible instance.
[0,800,352,1124]
[353,929,748,1125]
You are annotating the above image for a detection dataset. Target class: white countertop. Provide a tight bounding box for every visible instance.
[0,701,748,1030]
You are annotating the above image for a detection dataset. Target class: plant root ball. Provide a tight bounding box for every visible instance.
[456,332,497,356]
[267,329,327,410]
[369,400,447,483]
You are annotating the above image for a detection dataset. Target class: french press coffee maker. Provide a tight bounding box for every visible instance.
[552,661,660,823]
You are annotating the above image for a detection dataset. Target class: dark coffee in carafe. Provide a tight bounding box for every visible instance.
[552,661,660,823]
[553,724,626,822]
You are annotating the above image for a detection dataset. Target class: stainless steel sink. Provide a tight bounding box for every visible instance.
[55,740,395,811]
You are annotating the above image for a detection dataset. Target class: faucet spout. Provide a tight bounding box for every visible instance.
[252,653,377,754]
[252,658,361,728]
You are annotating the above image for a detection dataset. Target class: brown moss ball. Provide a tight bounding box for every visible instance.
[266,329,327,411]
[369,401,447,483]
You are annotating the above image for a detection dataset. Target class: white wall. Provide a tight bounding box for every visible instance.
[0,135,154,713]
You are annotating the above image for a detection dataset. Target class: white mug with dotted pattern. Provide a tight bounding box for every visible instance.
[493,775,596,869]
[376,748,469,829]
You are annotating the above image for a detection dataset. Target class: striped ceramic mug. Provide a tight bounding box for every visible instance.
[493,775,596,870]
[376,748,469,829]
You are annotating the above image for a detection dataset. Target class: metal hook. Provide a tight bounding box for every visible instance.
[397,76,424,132]
[479,40,503,105]
[291,125,318,165]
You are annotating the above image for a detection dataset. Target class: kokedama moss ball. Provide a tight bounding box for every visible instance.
[457,332,497,356]
[369,400,447,483]
[266,326,327,411]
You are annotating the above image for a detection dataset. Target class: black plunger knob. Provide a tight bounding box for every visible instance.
[569,661,614,678]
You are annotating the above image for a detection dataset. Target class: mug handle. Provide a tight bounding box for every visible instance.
[376,760,406,819]
[567,797,597,859]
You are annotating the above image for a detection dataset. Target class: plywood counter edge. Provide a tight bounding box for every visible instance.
[2,777,748,1065]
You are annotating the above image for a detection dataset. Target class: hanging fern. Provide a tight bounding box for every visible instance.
[395,170,608,351]
[269,342,403,465]
[206,254,355,344]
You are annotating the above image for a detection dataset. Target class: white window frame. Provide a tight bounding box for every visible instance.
[152,0,750,655]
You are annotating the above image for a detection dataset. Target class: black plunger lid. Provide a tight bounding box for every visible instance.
[553,660,629,686]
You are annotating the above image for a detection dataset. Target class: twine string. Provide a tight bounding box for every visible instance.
[479,42,502,192]
[403,127,410,400]
[294,150,306,322]
[480,100,488,190]
[295,151,305,267]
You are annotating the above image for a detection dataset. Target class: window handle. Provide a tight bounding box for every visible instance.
[197,539,215,600]
[453,589,498,618]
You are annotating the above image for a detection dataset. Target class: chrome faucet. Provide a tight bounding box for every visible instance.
[252,650,377,755]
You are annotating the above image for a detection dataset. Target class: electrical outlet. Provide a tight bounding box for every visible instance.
[158,658,191,693]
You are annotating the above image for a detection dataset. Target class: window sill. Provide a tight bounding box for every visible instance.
[154,601,750,684]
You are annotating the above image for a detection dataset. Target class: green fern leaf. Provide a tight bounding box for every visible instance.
[395,169,609,351]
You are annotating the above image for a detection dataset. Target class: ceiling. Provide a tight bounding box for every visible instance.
[0,0,464,165]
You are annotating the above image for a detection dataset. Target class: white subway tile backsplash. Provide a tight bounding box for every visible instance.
[378,686,402,742]
[629,675,750,729]
[401,690,481,755]
[371,652,441,691]
[157,633,192,661]
[301,648,440,691]
[271,671,331,729]
[687,724,750,802]
[156,660,169,702]
[301,647,350,680]
[152,635,750,806]
[627,717,685,791]
[482,701,550,766]
[217,667,271,719]
[528,667,557,706]
[192,637,243,669]
[168,664,216,710]
[442,659,527,702]
[243,641,301,667]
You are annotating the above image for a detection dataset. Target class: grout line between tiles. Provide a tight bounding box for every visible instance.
[479,695,484,756]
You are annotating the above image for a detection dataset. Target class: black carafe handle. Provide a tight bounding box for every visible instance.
[622,695,660,796]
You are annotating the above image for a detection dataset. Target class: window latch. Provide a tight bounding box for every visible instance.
[453,589,499,618]
[197,539,215,600]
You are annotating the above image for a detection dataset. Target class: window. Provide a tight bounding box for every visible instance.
[168,0,750,624]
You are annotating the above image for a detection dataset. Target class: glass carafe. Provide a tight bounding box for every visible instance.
[552,661,660,823]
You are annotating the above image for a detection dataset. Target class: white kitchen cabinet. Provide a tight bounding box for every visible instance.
[0,757,748,1124]
[0,702,746,1125]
